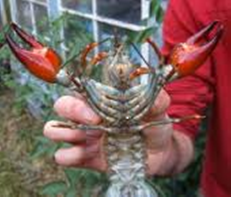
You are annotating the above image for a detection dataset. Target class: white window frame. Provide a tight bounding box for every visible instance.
[0,0,7,25]
[10,0,48,35]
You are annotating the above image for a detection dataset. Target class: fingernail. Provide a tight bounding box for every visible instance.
[82,107,99,124]
[54,150,61,160]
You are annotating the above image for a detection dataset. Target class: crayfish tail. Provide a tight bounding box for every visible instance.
[105,180,158,197]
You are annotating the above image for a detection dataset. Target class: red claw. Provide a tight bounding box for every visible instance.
[6,23,62,83]
[169,21,224,77]
[10,23,43,49]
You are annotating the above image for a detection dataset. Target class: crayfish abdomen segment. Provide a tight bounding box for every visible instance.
[105,130,157,197]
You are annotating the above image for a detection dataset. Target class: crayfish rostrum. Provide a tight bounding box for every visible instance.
[0,21,223,197]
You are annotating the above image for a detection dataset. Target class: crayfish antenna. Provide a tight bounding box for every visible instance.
[146,37,165,66]
[137,114,206,131]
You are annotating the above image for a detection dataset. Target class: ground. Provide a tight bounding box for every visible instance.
[0,88,64,196]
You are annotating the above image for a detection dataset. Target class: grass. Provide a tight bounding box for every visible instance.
[0,88,64,196]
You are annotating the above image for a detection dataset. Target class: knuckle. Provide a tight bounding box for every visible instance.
[69,130,85,142]
[54,95,82,115]
[154,89,171,114]
[53,96,70,111]
[75,99,86,111]
[53,95,92,123]
[54,147,85,166]
[163,90,171,107]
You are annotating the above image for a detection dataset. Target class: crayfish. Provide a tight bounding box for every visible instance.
[0,21,223,197]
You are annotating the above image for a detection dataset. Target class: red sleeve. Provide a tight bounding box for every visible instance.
[162,0,215,140]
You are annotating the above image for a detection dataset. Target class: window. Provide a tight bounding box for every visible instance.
[62,0,92,14]
[59,0,152,41]
[97,0,141,25]
[10,0,49,35]
[58,0,154,81]
[9,0,158,79]
[0,0,7,28]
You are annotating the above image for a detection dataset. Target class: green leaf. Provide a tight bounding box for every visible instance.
[156,6,164,23]
[0,24,10,43]
[150,0,160,15]
[139,27,157,42]
[150,0,164,23]
[65,187,78,197]
[80,170,103,196]
[41,181,67,196]
[30,142,48,159]
[127,27,157,44]
[30,136,60,158]
[64,168,83,186]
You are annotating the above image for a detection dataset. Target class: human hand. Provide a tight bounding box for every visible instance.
[43,89,175,174]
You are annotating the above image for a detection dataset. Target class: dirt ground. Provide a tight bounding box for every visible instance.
[0,89,63,196]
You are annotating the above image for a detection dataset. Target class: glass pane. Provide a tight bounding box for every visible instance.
[63,14,93,49]
[62,0,92,13]
[16,0,33,30]
[97,0,141,25]
[33,4,49,36]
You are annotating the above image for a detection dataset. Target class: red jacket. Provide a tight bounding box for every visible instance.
[162,0,231,196]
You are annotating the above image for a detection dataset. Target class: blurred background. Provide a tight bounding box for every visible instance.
[0,0,205,196]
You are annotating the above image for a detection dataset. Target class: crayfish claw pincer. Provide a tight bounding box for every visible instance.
[169,21,224,78]
[5,23,62,83]
[10,22,44,49]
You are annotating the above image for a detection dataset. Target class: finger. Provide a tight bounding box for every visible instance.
[84,155,107,172]
[43,120,86,143]
[144,121,173,151]
[54,146,85,167]
[72,92,86,100]
[143,113,173,138]
[54,95,101,124]
[54,144,102,167]
[145,89,171,120]
[144,120,173,137]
